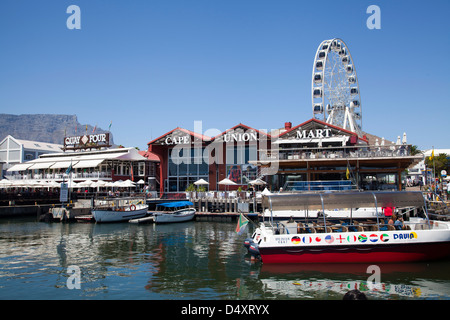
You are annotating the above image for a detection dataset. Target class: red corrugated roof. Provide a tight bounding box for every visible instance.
[138,150,160,162]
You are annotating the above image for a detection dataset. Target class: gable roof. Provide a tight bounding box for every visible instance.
[212,123,271,142]
[147,127,211,146]
[278,118,368,143]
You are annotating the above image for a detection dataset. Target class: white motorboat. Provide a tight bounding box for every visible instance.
[246,191,450,264]
[92,197,148,223]
[153,201,196,223]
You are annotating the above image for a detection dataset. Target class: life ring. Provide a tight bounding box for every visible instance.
[130,204,136,211]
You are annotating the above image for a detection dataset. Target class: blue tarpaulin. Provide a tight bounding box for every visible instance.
[157,201,193,208]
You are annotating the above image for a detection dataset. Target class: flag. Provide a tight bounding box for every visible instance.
[65,161,73,175]
[429,148,434,161]
[85,124,88,133]
[108,121,112,131]
[236,213,249,235]
[92,124,97,133]
[346,167,350,180]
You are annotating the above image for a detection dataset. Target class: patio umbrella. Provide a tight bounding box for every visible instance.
[194,178,209,185]
[218,178,237,191]
[121,179,137,188]
[137,179,145,185]
[249,178,266,185]
[0,179,12,188]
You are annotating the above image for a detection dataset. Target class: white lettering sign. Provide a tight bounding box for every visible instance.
[296,128,332,139]
[224,132,257,143]
[165,136,191,145]
[65,134,108,146]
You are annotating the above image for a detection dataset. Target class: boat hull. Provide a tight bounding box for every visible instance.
[251,226,450,264]
[258,241,450,264]
[153,209,195,224]
[92,206,148,223]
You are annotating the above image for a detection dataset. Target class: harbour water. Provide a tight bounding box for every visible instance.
[0,217,449,300]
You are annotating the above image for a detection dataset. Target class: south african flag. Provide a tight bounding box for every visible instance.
[236,213,249,235]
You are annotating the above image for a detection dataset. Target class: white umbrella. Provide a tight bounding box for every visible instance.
[194,178,209,185]
[249,178,266,185]
[396,136,401,145]
[78,180,93,187]
[121,179,136,188]
[137,179,145,185]
[261,188,272,195]
[95,180,107,186]
[0,179,12,188]
[218,178,237,186]
[218,178,237,191]
[46,180,60,188]
[402,132,407,144]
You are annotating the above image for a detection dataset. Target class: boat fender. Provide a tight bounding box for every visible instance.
[130,204,136,211]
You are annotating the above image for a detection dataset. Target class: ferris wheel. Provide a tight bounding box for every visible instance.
[311,38,363,136]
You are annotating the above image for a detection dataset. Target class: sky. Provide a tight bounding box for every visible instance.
[0,0,449,151]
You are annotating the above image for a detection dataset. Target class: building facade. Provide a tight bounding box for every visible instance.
[0,135,63,177]
[148,119,422,195]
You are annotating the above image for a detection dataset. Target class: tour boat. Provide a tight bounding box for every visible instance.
[245,191,450,264]
[92,197,148,223]
[153,201,196,223]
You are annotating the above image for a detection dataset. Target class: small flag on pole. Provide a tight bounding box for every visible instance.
[429,148,434,161]
[65,161,73,175]
[236,213,249,235]
[108,121,112,131]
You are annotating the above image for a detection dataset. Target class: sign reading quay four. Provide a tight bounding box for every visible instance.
[64,133,110,150]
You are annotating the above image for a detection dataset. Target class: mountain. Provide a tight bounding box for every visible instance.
[0,114,114,146]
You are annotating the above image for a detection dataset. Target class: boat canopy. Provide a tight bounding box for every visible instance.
[157,201,193,208]
[262,191,425,211]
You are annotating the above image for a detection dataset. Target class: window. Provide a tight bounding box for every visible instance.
[167,147,209,192]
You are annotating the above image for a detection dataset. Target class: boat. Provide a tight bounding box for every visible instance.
[153,201,196,223]
[92,197,148,223]
[245,191,450,264]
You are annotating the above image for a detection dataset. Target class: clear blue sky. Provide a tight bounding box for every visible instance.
[0,0,449,151]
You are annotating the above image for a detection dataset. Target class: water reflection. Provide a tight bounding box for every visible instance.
[0,219,449,300]
[257,259,450,300]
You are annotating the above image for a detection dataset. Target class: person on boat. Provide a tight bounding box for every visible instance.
[394,216,405,230]
[388,215,396,226]
[382,206,394,218]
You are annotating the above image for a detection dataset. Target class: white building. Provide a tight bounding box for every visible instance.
[0,135,63,175]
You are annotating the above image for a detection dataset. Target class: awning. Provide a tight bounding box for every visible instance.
[50,161,79,169]
[7,163,34,172]
[73,159,104,169]
[262,191,425,211]
[28,162,56,170]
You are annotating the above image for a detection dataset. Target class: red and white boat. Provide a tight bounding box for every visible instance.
[246,191,450,264]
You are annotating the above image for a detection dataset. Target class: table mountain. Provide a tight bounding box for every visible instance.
[0,114,114,146]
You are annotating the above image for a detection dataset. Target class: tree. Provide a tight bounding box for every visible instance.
[410,145,421,156]
[425,153,449,178]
